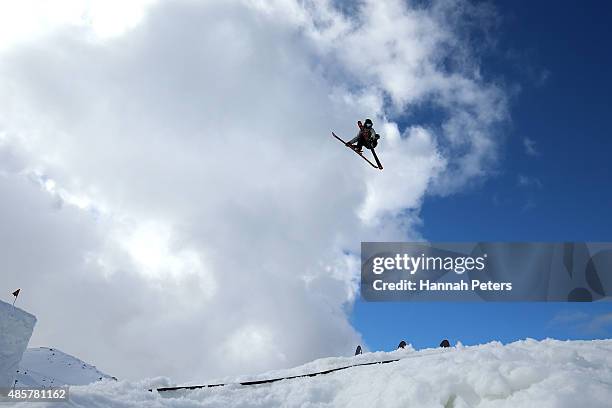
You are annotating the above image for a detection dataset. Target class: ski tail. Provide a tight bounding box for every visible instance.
[371,149,383,170]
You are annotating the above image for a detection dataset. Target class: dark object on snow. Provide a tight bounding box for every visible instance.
[355,345,362,355]
[153,358,401,392]
[440,339,450,348]
[397,340,407,349]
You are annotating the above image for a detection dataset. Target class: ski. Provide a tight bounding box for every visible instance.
[370,149,383,170]
[331,132,383,170]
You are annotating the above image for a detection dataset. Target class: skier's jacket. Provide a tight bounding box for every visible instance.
[352,123,378,149]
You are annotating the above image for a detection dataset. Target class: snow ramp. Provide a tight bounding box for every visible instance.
[0,299,36,389]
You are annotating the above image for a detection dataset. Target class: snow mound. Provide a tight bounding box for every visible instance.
[11,338,612,408]
[15,347,113,388]
[206,343,417,386]
[0,299,36,389]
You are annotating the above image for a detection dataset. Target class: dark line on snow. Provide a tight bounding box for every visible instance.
[153,358,400,392]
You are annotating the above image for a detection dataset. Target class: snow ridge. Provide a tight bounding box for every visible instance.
[10,338,612,407]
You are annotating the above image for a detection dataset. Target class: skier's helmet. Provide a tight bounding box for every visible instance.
[364,118,373,128]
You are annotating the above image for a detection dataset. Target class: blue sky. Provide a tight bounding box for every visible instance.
[351,1,612,352]
[1,0,610,380]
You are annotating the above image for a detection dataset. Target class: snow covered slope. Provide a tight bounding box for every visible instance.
[0,299,36,389]
[15,347,113,388]
[12,338,612,408]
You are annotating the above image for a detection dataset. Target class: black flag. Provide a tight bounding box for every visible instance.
[12,289,20,306]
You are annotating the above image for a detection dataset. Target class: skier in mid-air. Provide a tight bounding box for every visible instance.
[345,118,380,153]
[331,118,383,170]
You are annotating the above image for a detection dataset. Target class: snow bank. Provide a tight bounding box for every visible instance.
[0,299,36,389]
[16,347,113,388]
[10,338,612,407]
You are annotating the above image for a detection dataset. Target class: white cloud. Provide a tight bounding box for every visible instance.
[548,311,612,335]
[547,311,590,327]
[0,0,508,381]
[0,0,157,50]
[359,126,446,223]
[517,174,542,188]
[588,313,612,333]
[523,137,538,156]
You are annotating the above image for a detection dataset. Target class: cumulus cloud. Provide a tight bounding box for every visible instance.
[0,0,508,381]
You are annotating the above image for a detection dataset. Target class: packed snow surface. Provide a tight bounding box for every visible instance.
[10,338,612,407]
[15,347,113,388]
[0,300,36,389]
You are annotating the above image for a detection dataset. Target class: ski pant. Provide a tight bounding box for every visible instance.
[349,135,376,150]
[349,135,369,149]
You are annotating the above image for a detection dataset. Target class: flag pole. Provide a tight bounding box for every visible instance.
[11,289,20,307]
